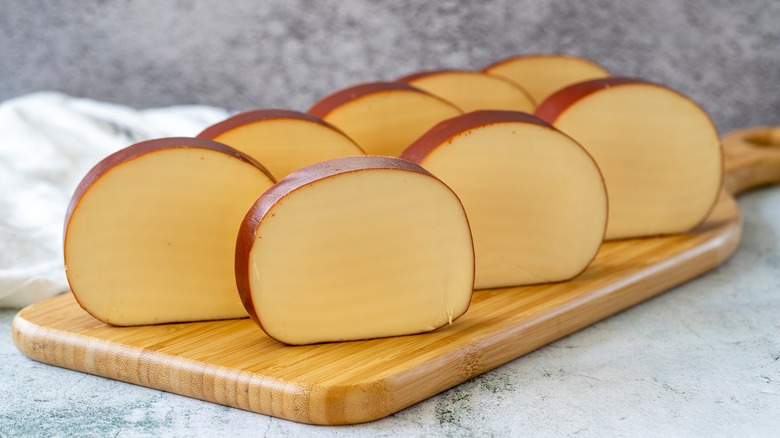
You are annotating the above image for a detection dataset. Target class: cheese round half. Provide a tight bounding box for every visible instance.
[236,156,475,345]
[64,137,275,325]
[535,77,723,240]
[401,110,608,290]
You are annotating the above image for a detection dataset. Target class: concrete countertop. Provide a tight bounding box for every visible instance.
[1,187,778,437]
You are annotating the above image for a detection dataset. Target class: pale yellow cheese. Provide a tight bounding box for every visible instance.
[319,90,462,157]
[417,122,607,289]
[485,55,609,104]
[206,118,364,180]
[65,144,275,325]
[245,166,474,344]
[551,84,722,239]
[404,71,536,112]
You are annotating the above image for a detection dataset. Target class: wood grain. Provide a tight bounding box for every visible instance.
[723,126,780,195]
[12,127,780,425]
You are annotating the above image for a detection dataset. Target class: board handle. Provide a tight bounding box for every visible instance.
[723,126,780,195]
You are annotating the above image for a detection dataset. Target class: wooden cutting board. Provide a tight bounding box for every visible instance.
[12,126,780,425]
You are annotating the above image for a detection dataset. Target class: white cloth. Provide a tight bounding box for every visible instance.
[0,92,230,308]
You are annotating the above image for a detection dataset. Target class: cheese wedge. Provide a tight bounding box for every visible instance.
[397,70,536,112]
[308,82,462,157]
[483,54,609,104]
[64,137,275,325]
[401,111,607,290]
[197,109,364,180]
[236,156,474,345]
[535,77,722,240]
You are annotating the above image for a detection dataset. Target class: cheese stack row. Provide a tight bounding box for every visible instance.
[63,54,722,345]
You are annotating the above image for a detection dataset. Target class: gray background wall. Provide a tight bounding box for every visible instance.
[0,0,777,134]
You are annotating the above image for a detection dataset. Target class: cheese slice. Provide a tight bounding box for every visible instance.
[398,70,536,112]
[236,156,474,345]
[483,54,609,105]
[308,82,462,157]
[401,111,607,290]
[535,77,723,239]
[64,137,275,325]
[197,109,364,180]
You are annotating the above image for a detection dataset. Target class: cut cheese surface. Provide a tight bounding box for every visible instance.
[236,156,474,345]
[398,70,536,112]
[483,54,609,105]
[401,111,607,290]
[308,82,462,157]
[535,78,722,239]
[64,138,276,325]
[197,109,364,180]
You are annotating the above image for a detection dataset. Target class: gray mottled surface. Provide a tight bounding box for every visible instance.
[0,0,778,134]
[2,187,779,436]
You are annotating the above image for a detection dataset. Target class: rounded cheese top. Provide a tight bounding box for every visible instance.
[65,137,272,237]
[308,82,453,118]
[483,53,609,75]
[534,77,657,123]
[482,54,610,104]
[196,109,365,180]
[197,108,354,142]
[400,110,557,163]
[307,82,463,157]
[397,70,536,112]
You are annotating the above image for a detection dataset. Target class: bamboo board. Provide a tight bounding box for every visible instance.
[12,127,780,425]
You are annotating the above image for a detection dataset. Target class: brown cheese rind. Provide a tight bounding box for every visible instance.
[307,81,459,118]
[533,77,653,123]
[64,137,271,243]
[196,109,362,153]
[400,110,555,164]
[397,69,489,84]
